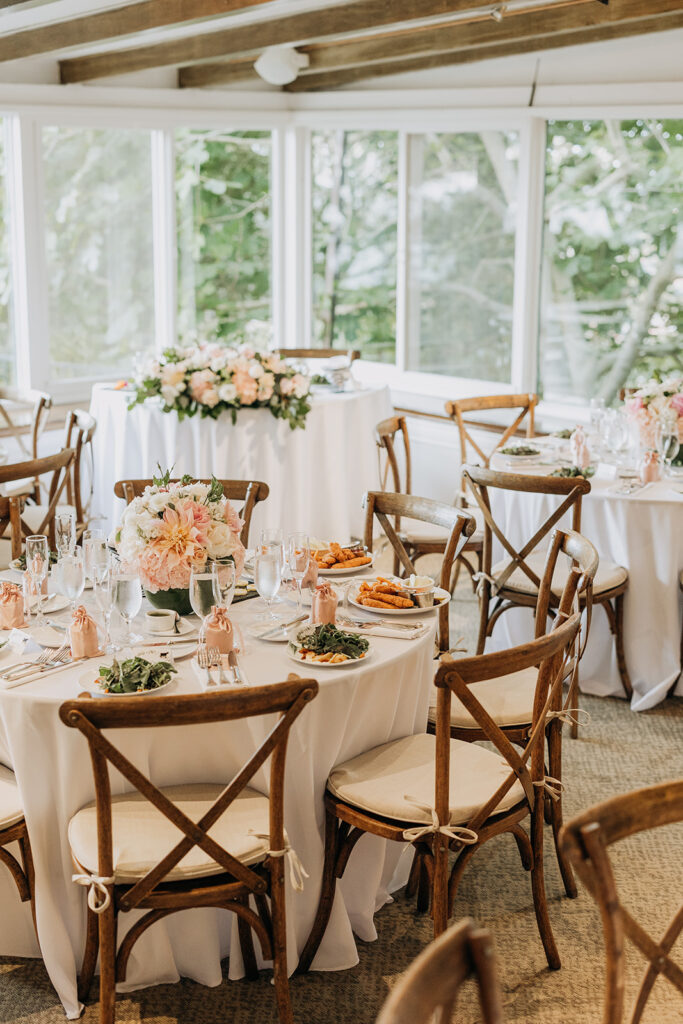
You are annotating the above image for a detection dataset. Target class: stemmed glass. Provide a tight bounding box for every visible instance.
[83,529,107,587]
[25,535,49,626]
[59,550,86,615]
[111,561,143,654]
[254,547,282,623]
[207,557,237,611]
[287,533,310,615]
[189,564,221,641]
[656,421,680,477]
[260,528,286,603]
[55,511,76,557]
[93,568,114,653]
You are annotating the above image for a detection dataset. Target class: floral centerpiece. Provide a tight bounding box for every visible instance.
[113,469,245,615]
[131,335,312,431]
[624,374,683,464]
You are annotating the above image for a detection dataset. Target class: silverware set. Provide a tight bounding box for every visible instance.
[3,642,72,681]
[197,644,245,686]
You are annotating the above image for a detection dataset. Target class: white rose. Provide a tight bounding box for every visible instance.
[202,387,220,408]
[249,362,264,379]
[205,521,237,558]
[218,382,238,402]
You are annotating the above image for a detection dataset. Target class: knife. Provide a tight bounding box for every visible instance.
[255,613,307,641]
[228,649,244,685]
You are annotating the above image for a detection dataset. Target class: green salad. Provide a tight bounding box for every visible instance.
[550,465,595,478]
[97,656,177,694]
[291,624,369,661]
[500,445,540,457]
[552,428,573,439]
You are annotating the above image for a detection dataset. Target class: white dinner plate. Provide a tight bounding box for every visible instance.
[349,584,450,616]
[28,594,71,614]
[286,624,372,668]
[317,551,375,576]
[79,651,180,696]
[132,640,196,661]
[501,452,542,467]
[31,624,72,648]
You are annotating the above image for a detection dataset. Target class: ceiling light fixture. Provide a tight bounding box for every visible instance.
[254,45,310,86]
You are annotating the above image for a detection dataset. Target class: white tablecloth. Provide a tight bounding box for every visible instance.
[89,385,393,541]
[0,593,435,1018]
[488,460,683,710]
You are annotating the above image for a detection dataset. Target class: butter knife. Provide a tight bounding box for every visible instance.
[228,649,244,685]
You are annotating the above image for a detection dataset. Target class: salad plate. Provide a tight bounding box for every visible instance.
[80,653,178,696]
[287,623,371,668]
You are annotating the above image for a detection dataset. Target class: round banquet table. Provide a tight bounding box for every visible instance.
[89,384,393,540]
[488,455,683,711]
[0,588,435,1019]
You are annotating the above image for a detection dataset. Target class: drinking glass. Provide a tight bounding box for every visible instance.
[93,570,114,653]
[83,529,107,586]
[603,410,629,464]
[55,511,76,557]
[656,422,681,477]
[111,562,142,653]
[207,557,237,610]
[25,534,49,626]
[189,565,221,640]
[254,548,282,622]
[260,528,286,599]
[287,533,310,615]
[59,550,85,615]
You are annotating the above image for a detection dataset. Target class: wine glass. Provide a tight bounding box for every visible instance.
[25,535,49,626]
[656,422,680,477]
[55,511,76,557]
[207,557,236,610]
[287,533,310,615]
[111,561,142,653]
[254,548,282,623]
[189,564,221,640]
[260,528,286,602]
[93,569,114,653]
[83,529,107,586]
[59,550,85,615]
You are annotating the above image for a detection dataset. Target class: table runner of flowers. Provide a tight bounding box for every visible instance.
[624,373,683,463]
[131,343,312,430]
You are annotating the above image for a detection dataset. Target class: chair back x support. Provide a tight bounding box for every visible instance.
[0,448,75,553]
[114,478,269,548]
[375,918,504,1024]
[446,393,537,495]
[0,388,52,500]
[560,781,683,1024]
[363,491,475,652]
[64,410,97,538]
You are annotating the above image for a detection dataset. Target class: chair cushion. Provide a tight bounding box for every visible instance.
[68,785,273,884]
[492,551,627,596]
[0,765,24,830]
[327,733,525,826]
[21,504,76,534]
[428,666,538,729]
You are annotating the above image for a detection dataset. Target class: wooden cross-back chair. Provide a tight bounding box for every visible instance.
[0,767,36,933]
[60,677,318,1024]
[277,347,360,362]
[424,528,598,902]
[446,393,538,483]
[561,780,683,1024]
[362,490,475,654]
[462,464,631,730]
[375,918,504,1024]
[64,410,97,540]
[297,602,582,974]
[0,448,75,555]
[114,478,269,548]
[375,415,483,587]
[0,387,52,502]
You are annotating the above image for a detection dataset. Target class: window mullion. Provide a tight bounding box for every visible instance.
[151,128,177,354]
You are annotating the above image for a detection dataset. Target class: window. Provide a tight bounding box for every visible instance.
[42,126,155,382]
[0,120,14,384]
[312,130,398,363]
[176,129,271,344]
[405,131,519,381]
[540,119,683,405]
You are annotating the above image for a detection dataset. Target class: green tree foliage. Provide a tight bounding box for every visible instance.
[541,119,683,404]
[176,129,271,343]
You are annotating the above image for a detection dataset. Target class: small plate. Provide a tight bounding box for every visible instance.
[143,617,196,639]
[31,625,71,648]
[349,584,450,616]
[317,551,375,576]
[28,594,71,614]
[132,640,196,661]
[79,652,179,696]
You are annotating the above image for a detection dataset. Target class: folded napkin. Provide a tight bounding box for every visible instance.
[337,617,429,640]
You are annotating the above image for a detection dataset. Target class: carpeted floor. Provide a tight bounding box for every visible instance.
[1,574,681,1023]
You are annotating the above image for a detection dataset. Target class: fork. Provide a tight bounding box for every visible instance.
[197,643,216,687]
[207,646,225,684]
[4,642,70,679]
[338,615,423,632]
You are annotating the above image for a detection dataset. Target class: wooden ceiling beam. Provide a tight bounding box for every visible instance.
[0,0,274,64]
[285,7,683,91]
[60,0,519,83]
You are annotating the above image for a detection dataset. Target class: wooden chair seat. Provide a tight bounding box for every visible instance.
[68,785,274,885]
[327,733,526,827]
[0,766,24,830]
[428,666,538,731]
[491,551,627,597]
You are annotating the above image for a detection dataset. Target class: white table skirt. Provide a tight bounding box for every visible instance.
[0,594,435,1019]
[89,384,393,541]
[487,463,683,710]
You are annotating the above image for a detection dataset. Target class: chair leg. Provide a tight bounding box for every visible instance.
[416,851,431,915]
[613,594,633,701]
[296,806,339,974]
[18,832,37,937]
[237,896,259,981]
[432,838,449,937]
[476,589,489,655]
[567,662,581,740]
[547,723,577,899]
[98,901,117,1024]
[78,906,100,1003]
[405,848,420,900]
[270,859,295,1024]
[530,802,560,970]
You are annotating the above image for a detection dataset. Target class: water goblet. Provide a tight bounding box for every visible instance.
[287,533,310,615]
[260,528,286,599]
[59,550,85,615]
[656,422,680,477]
[111,562,143,654]
[189,565,221,640]
[25,534,49,626]
[207,558,237,610]
[93,571,114,653]
[83,529,106,587]
[254,548,282,623]
[55,511,76,557]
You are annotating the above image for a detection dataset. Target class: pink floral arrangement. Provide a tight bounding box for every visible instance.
[113,473,245,593]
[624,375,683,452]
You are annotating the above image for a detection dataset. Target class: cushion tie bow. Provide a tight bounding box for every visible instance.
[545,707,591,728]
[72,872,115,913]
[401,797,478,846]
[247,832,309,892]
[472,571,499,599]
[533,776,564,802]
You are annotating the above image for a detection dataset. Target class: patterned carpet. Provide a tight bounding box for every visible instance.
[1,576,681,1023]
